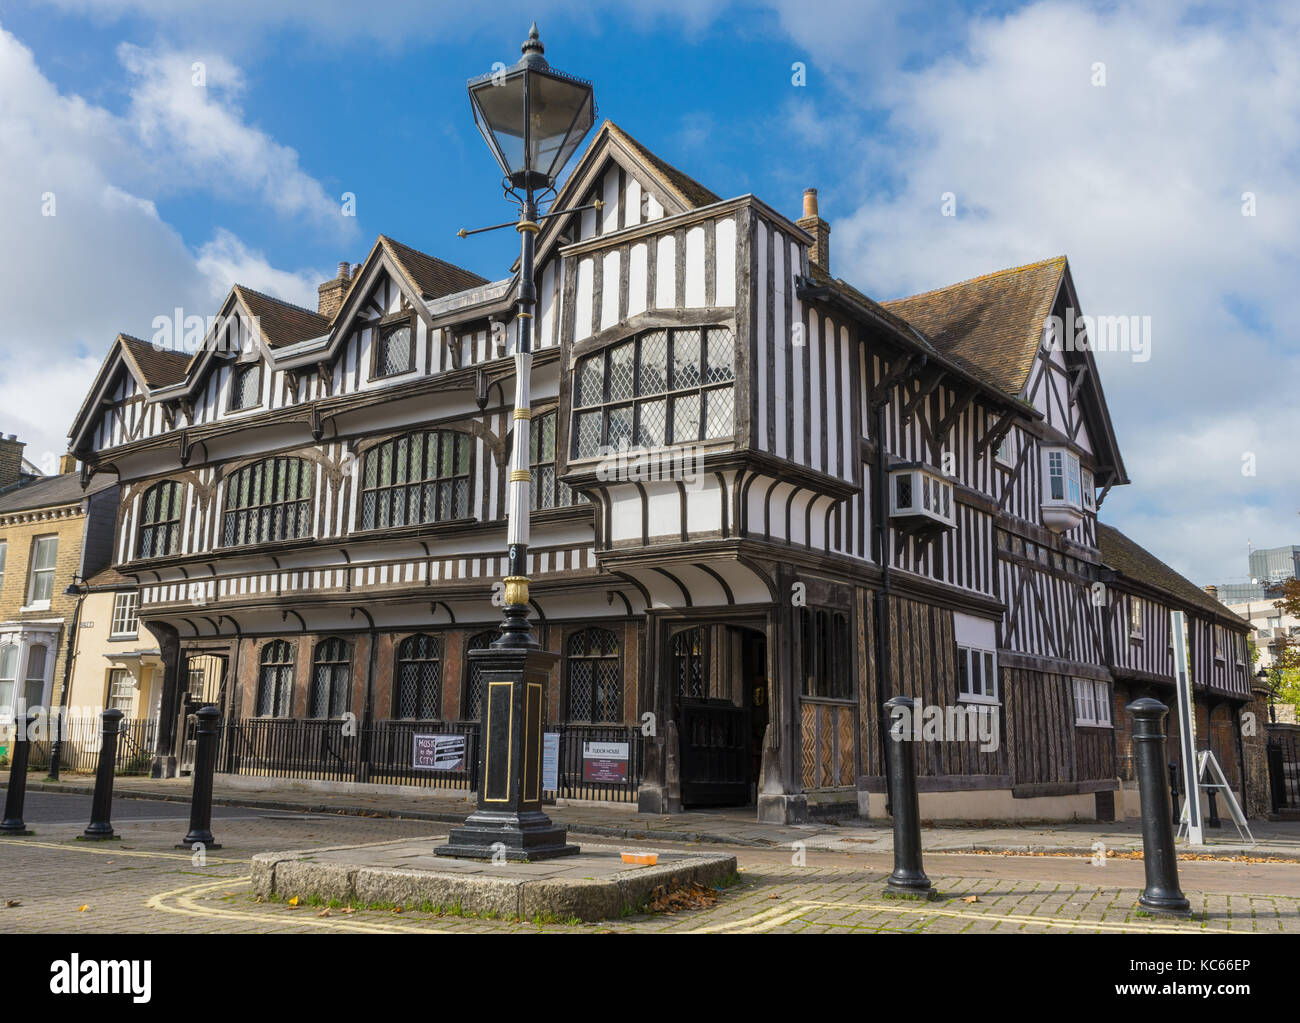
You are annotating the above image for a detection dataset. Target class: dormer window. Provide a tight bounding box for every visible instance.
[374,320,414,378]
[889,465,955,529]
[229,363,262,411]
[1040,446,1087,533]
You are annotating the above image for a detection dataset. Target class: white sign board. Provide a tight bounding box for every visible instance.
[1170,610,1202,845]
[542,732,560,792]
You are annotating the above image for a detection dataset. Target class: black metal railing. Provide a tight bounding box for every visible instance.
[544,723,643,804]
[28,715,158,776]
[218,718,481,790]
[1267,724,1300,812]
[213,717,642,801]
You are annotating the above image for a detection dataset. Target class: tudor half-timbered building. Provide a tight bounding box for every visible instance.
[66,121,1253,821]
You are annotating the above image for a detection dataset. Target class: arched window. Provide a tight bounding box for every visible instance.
[23,644,47,707]
[530,410,576,510]
[673,627,706,700]
[801,609,851,699]
[462,630,500,720]
[358,431,471,530]
[571,326,735,458]
[310,638,352,718]
[222,457,314,546]
[0,645,17,714]
[395,634,442,719]
[136,481,183,559]
[567,628,621,722]
[256,640,295,717]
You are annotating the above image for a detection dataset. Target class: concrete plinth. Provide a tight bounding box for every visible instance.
[251,838,736,922]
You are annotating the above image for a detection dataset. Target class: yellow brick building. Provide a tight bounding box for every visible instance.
[0,437,119,722]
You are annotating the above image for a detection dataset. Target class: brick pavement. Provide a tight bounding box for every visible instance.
[0,792,1296,934]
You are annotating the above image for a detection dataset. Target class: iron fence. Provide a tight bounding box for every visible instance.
[218,718,481,790]
[27,715,158,776]
[1267,723,1299,812]
[544,723,643,804]
[214,717,642,801]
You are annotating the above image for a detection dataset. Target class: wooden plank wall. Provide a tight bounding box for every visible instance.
[1004,667,1114,786]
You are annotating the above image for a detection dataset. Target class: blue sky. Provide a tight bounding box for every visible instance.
[0,0,1295,586]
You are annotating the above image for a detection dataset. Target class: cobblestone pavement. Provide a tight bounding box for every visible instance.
[1,792,1297,934]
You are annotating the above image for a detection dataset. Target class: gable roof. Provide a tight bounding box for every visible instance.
[231,286,331,349]
[882,256,1067,396]
[1097,523,1248,626]
[119,335,190,388]
[604,122,720,209]
[0,470,115,515]
[378,236,489,303]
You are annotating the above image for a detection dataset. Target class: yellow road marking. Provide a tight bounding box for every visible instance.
[690,897,1230,935]
[146,878,448,934]
[3,839,242,865]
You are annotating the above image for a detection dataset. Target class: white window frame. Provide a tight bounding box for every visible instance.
[1129,596,1144,640]
[0,540,7,593]
[1081,467,1095,510]
[1042,446,1083,508]
[107,668,135,714]
[0,644,17,719]
[24,535,57,610]
[994,432,1014,468]
[110,591,139,639]
[956,644,1000,705]
[1073,678,1113,727]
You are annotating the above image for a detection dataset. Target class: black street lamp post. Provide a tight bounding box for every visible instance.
[438,25,595,862]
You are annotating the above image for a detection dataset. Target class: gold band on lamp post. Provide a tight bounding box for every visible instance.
[513,408,532,420]
[516,221,541,234]
[509,469,531,482]
[503,576,530,605]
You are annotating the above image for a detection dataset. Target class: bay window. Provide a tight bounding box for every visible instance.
[571,325,735,459]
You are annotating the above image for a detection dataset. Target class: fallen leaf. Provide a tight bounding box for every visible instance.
[317,909,331,917]
[4,900,20,908]
[645,881,718,914]
[962,896,979,904]
[287,895,299,907]
[77,905,89,912]
[340,907,355,915]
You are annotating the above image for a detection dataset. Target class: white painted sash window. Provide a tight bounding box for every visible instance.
[26,535,57,608]
[954,613,999,704]
[111,591,139,638]
[1072,678,1112,727]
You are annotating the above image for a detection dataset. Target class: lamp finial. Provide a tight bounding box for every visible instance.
[523,23,544,55]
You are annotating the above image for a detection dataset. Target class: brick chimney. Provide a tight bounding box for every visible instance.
[317,261,353,321]
[1204,584,1220,601]
[59,453,78,475]
[0,434,25,489]
[797,188,831,274]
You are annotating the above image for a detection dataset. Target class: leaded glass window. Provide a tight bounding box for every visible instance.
[530,410,577,510]
[395,634,442,719]
[310,637,352,718]
[222,457,314,546]
[375,321,414,377]
[256,640,294,717]
[229,363,262,411]
[566,628,621,722]
[136,480,183,559]
[358,431,471,530]
[673,627,706,700]
[572,326,735,458]
[462,629,500,720]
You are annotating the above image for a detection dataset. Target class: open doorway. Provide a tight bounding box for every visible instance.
[672,623,768,808]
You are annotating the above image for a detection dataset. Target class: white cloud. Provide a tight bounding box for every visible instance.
[0,26,338,459]
[817,1,1300,584]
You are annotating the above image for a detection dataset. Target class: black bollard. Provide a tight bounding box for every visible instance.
[82,709,124,840]
[1,713,37,835]
[883,696,934,898]
[178,706,222,851]
[1127,698,1190,916]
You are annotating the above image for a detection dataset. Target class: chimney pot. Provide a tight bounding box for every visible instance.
[318,260,354,320]
[797,187,831,274]
[337,260,349,279]
[1204,584,1220,599]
